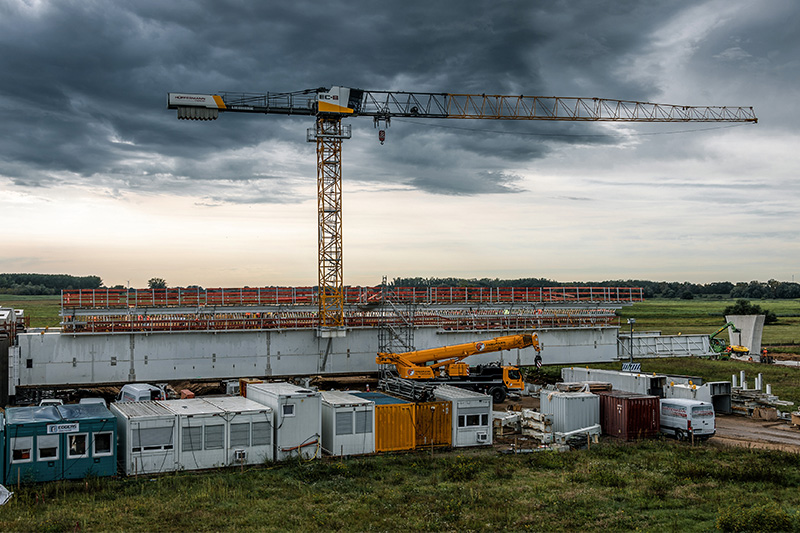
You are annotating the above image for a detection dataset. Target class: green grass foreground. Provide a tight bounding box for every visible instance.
[1,442,799,532]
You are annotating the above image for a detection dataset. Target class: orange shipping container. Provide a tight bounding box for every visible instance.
[414,401,452,448]
[374,403,416,452]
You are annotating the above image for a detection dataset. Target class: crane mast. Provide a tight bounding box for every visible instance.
[168,87,757,334]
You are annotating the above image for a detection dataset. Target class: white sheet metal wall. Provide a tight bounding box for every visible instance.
[539,391,599,433]
[158,399,227,471]
[618,334,713,359]
[320,391,375,457]
[433,385,492,447]
[561,367,666,397]
[246,383,321,461]
[11,327,619,391]
[201,397,275,465]
[110,401,177,476]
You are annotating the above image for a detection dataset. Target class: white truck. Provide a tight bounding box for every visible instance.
[116,383,167,402]
[660,398,715,441]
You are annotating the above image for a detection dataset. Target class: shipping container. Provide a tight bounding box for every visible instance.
[56,403,117,479]
[539,390,599,433]
[414,401,452,449]
[246,382,321,461]
[111,401,178,476]
[353,392,415,452]
[597,390,660,440]
[201,396,274,465]
[321,391,375,457]
[0,413,4,485]
[158,399,227,471]
[433,385,491,447]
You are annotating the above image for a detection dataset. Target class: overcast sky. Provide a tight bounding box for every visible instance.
[1,0,798,289]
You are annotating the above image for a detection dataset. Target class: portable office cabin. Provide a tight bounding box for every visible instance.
[111,401,178,476]
[352,392,416,452]
[158,399,227,471]
[434,385,491,447]
[5,406,63,483]
[56,403,117,479]
[246,382,322,461]
[539,390,600,433]
[320,391,375,457]
[0,413,4,485]
[202,396,274,465]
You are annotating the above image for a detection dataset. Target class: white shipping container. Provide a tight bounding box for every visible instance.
[539,391,599,433]
[320,391,375,457]
[111,401,178,476]
[246,382,322,461]
[433,385,492,447]
[201,396,275,465]
[158,399,227,471]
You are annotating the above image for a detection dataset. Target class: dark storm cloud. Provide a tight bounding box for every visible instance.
[0,1,783,199]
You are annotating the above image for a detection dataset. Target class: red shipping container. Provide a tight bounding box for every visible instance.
[598,390,660,440]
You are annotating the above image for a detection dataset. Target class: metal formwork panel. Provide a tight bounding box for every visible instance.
[561,367,666,397]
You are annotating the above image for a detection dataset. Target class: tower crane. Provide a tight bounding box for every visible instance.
[168,87,757,335]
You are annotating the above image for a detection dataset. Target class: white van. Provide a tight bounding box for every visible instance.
[116,383,167,402]
[660,398,715,440]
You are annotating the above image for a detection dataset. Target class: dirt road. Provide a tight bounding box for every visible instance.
[710,414,800,453]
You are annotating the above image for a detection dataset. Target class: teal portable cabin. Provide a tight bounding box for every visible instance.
[0,413,5,485]
[5,406,64,483]
[56,404,117,479]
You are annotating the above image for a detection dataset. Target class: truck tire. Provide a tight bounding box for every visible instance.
[489,387,506,404]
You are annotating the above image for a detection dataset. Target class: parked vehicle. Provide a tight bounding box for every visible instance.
[38,399,63,407]
[659,398,715,440]
[116,383,167,402]
[79,397,107,407]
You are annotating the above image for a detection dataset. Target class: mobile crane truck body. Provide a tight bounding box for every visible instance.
[376,333,541,402]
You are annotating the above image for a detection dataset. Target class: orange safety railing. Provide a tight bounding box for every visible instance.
[60,308,619,334]
[62,286,644,310]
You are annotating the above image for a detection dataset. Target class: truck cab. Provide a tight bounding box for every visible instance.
[116,383,167,403]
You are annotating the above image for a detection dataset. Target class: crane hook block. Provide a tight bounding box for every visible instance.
[378,129,386,145]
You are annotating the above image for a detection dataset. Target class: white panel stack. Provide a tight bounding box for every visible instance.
[320,391,375,457]
[246,382,322,461]
[433,385,492,447]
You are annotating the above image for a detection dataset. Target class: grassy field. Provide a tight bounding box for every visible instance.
[617,298,800,347]
[1,442,799,532]
[0,295,60,328]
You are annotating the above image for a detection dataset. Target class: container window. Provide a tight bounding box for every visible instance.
[37,434,59,461]
[252,421,271,446]
[481,414,489,426]
[230,423,250,448]
[458,415,465,428]
[67,434,89,458]
[282,404,295,417]
[11,437,33,463]
[355,410,373,434]
[465,415,482,427]
[132,426,174,452]
[205,425,224,450]
[93,432,113,457]
[182,427,203,452]
[336,411,353,436]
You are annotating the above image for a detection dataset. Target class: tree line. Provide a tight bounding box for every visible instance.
[389,277,800,300]
[2,273,799,301]
[0,274,102,295]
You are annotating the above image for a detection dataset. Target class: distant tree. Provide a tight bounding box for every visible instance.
[147,277,167,289]
[680,290,694,300]
[723,299,778,325]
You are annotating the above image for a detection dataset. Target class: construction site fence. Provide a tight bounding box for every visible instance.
[62,286,644,310]
[60,310,618,334]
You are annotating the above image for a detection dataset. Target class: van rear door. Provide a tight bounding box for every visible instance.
[691,405,715,436]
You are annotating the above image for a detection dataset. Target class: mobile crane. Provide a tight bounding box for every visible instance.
[376,333,541,402]
[168,87,757,334]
